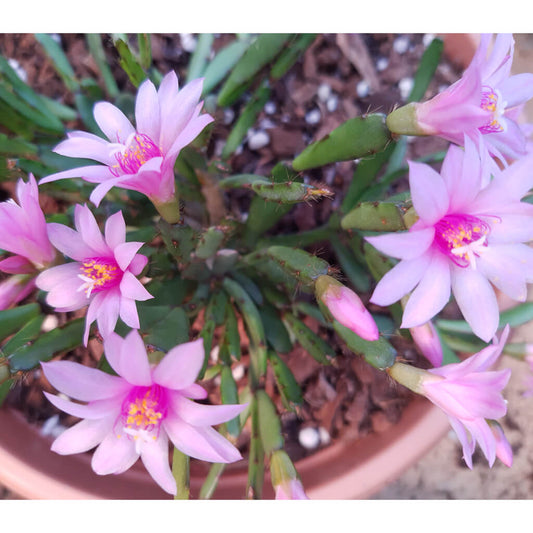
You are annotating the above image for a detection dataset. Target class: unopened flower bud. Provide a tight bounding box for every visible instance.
[270,450,309,500]
[410,321,443,367]
[315,275,379,341]
[488,421,513,467]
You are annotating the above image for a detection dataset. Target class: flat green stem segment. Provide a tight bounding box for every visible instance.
[256,389,284,455]
[199,462,226,499]
[246,396,265,499]
[334,321,397,369]
[0,303,40,342]
[217,33,292,107]
[172,447,190,500]
[341,201,407,232]
[292,113,391,171]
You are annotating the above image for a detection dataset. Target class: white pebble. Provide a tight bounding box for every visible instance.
[40,415,60,437]
[423,33,436,47]
[264,101,277,115]
[318,426,331,445]
[398,77,414,100]
[247,130,270,150]
[41,314,59,332]
[7,58,27,82]
[223,108,235,125]
[317,83,332,102]
[356,79,370,98]
[376,57,389,72]
[305,108,321,125]
[298,426,320,449]
[50,34,62,44]
[326,94,339,112]
[180,33,197,53]
[232,364,245,381]
[259,118,275,130]
[393,35,410,55]
[210,345,220,362]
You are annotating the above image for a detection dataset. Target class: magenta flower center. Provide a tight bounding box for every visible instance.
[110,133,162,177]
[479,86,506,134]
[120,385,168,451]
[434,214,490,268]
[77,257,122,298]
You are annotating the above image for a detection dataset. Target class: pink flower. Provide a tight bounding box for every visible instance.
[315,275,379,341]
[35,204,152,345]
[0,174,56,273]
[0,275,35,310]
[39,72,213,217]
[42,331,246,495]
[421,325,511,468]
[275,479,309,500]
[410,321,443,367]
[488,420,513,467]
[387,34,533,162]
[367,137,533,342]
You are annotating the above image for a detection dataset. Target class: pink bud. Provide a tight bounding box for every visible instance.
[275,479,309,500]
[410,321,443,367]
[315,275,379,341]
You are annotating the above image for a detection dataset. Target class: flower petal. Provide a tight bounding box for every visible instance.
[451,265,499,342]
[135,78,161,142]
[365,227,435,261]
[401,252,451,328]
[42,360,128,401]
[119,271,153,301]
[51,417,115,455]
[408,160,450,224]
[104,211,126,250]
[93,102,135,144]
[140,432,176,495]
[91,431,138,475]
[152,338,204,390]
[163,416,242,463]
[169,394,245,427]
[114,241,145,271]
[44,392,120,420]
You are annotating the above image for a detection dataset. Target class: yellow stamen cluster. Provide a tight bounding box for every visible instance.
[125,390,163,431]
[79,259,119,296]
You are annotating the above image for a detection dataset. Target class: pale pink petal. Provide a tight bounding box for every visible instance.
[104,211,126,250]
[499,73,533,108]
[74,204,110,256]
[180,384,208,400]
[157,71,179,114]
[89,177,127,207]
[447,416,475,469]
[140,432,176,495]
[135,78,161,142]
[95,289,121,338]
[114,241,145,271]
[35,262,81,291]
[163,416,241,463]
[152,338,204,390]
[401,252,451,328]
[93,101,135,144]
[39,165,114,185]
[42,360,128,401]
[119,271,153,301]
[128,255,149,276]
[47,224,93,261]
[54,135,115,165]
[45,274,90,310]
[451,266,499,342]
[44,393,121,420]
[119,297,140,329]
[370,253,432,307]
[169,394,245,427]
[408,160,450,224]
[91,431,138,475]
[365,227,435,261]
[84,291,108,345]
[0,256,35,274]
[51,417,115,455]
[117,329,152,386]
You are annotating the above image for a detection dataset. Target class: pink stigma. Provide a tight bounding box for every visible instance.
[110,133,162,177]
[77,257,122,297]
[480,87,506,134]
[434,214,490,268]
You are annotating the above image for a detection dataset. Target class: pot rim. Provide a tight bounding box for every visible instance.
[0,396,449,499]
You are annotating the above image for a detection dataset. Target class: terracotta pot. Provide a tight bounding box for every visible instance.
[0,396,449,499]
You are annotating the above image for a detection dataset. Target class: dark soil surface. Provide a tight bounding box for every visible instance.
[0,34,461,467]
